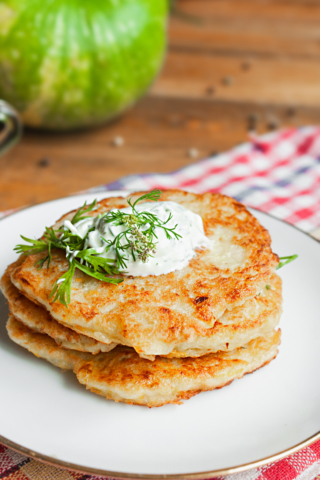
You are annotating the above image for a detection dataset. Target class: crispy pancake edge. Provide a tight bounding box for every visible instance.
[10,190,279,357]
[7,315,281,407]
[1,261,117,354]
[4,263,282,359]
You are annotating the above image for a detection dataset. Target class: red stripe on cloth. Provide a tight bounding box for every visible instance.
[293,188,320,197]
[182,129,319,194]
[310,440,320,459]
[178,165,229,188]
[287,445,319,475]
[260,458,297,480]
[175,152,241,189]
[209,175,250,193]
[231,154,250,165]
[285,206,319,224]
[296,134,319,156]
[250,128,297,153]
[251,136,318,181]
[258,197,291,210]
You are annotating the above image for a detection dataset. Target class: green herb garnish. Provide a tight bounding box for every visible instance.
[276,254,298,270]
[70,198,98,224]
[100,189,182,267]
[14,189,181,307]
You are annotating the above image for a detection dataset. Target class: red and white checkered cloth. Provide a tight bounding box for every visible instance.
[1,127,320,479]
[99,126,320,237]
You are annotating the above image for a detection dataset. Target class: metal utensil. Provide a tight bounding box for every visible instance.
[0,100,22,156]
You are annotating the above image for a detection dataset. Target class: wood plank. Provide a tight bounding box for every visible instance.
[1,96,320,210]
[152,49,320,106]
[2,0,320,211]
[170,0,320,58]
[174,0,320,24]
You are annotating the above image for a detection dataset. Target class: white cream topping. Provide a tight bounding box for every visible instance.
[63,201,210,277]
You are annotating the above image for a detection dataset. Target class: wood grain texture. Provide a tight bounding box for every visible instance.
[152,50,320,105]
[1,0,320,210]
[170,0,320,59]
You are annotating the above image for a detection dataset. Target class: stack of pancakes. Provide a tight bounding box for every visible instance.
[1,191,282,407]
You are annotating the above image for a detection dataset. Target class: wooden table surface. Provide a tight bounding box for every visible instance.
[2,0,320,211]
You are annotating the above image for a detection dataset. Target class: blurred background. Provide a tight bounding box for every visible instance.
[1,0,320,211]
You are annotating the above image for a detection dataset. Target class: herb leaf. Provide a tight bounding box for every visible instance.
[76,249,120,276]
[128,189,161,211]
[14,190,183,307]
[276,254,298,270]
[74,260,122,285]
[71,199,98,225]
[49,261,76,307]
[14,236,50,255]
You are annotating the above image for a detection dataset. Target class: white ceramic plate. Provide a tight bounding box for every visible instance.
[0,192,320,479]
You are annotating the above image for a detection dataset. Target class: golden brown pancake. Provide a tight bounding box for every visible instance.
[9,191,279,358]
[7,315,281,407]
[1,262,117,355]
[3,261,282,359]
[166,273,282,358]
[7,316,92,370]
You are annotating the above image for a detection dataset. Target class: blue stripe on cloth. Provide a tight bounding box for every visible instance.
[233,185,269,202]
[229,162,318,202]
[102,174,147,191]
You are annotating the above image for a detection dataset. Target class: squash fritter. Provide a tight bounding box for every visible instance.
[1,262,116,355]
[7,316,281,407]
[3,263,282,359]
[9,191,279,358]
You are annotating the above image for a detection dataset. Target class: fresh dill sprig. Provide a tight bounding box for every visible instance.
[70,199,98,224]
[96,189,182,269]
[276,254,298,270]
[14,189,181,307]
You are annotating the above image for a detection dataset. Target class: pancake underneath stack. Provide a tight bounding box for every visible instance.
[1,190,283,407]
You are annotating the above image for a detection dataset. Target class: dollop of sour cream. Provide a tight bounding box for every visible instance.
[63,201,210,277]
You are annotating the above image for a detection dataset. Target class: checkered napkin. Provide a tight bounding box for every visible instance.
[1,127,320,480]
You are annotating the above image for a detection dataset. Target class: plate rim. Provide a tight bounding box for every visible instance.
[0,191,319,479]
[1,431,320,479]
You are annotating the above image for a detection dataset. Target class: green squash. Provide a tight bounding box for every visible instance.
[0,0,167,130]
